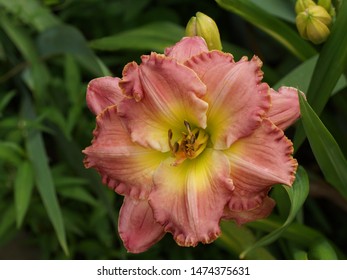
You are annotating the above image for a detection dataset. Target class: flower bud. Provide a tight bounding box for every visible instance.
[295,0,316,14]
[318,0,335,17]
[317,0,331,11]
[185,12,222,51]
[296,5,332,44]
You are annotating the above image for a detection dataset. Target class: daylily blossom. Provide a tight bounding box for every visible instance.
[83,36,301,253]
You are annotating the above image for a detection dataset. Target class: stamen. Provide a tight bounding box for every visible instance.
[173,142,179,153]
[168,129,175,154]
[168,121,209,165]
[189,134,196,144]
[184,120,192,134]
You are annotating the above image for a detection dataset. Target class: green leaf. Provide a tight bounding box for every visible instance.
[21,94,69,255]
[217,221,275,259]
[0,141,24,165]
[299,93,347,199]
[0,0,60,32]
[58,187,96,206]
[240,166,309,258]
[215,0,316,60]
[304,0,347,115]
[0,90,16,112]
[308,238,338,260]
[0,205,16,242]
[0,13,49,101]
[250,0,296,23]
[249,216,320,246]
[273,55,347,95]
[89,21,185,53]
[57,185,98,207]
[53,129,118,233]
[37,24,109,76]
[64,55,81,104]
[294,0,347,149]
[14,161,34,228]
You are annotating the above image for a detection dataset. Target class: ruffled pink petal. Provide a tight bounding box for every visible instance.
[224,119,297,211]
[224,196,276,225]
[185,52,271,150]
[165,36,209,63]
[118,197,165,253]
[267,87,302,130]
[86,77,124,115]
[149,149,234,247]
[118,53,208,152]
[83,106,166,199]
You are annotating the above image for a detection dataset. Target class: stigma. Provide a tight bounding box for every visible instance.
[168,120,209,166]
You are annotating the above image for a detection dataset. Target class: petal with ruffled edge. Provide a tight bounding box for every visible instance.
[267,87,302,130]
[118,53,208,152]
[118,197,165,253]
[83,106,167,199]
[185,52,271,150]
[223,196,276,225]
[224,119,297,211]
[150,149,234,247]
[86,77,124,115]
[165,36,209,63]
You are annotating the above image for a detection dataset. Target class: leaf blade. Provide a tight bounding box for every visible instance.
[294,0,347,149]
[215,0,316,60]
[299,93,347,198]
[37,25,109,76]
[240,166,309,258]
[14,161,34,228]
[89,21,185,53]
[21,94,69,255]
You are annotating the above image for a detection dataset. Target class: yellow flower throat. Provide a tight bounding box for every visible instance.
[168,121,209,166]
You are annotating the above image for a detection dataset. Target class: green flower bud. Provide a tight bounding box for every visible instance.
[317,0,332,11]
[295,0,316,14]
[296,5,332,44]
[185,12,222,51]
[318,0,335,17]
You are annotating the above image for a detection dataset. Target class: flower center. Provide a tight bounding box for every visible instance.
[168,120,209,166]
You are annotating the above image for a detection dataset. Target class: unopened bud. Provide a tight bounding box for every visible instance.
[185,12,222,51]
[295,0,316,14]
[318,0,335,17]
[318,0,331,11]
[296,5,332,44]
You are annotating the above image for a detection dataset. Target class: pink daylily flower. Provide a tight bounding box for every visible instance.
[83,36,301,253]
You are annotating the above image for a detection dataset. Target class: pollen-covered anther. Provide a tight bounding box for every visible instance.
[168,121,209,166]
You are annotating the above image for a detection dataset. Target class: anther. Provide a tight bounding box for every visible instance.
[173,142,179,153]
[168,129,175,153]
[184,120,192,134]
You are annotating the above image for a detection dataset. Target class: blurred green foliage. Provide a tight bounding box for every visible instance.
[0,0,346,259]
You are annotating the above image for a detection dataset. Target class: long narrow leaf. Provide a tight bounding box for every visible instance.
[273,55,347,95]
[217,222,275,259]
[0,205,16,244]
[21,94,69,255]
[240,166,309,258]
[294,0,347,149]
[14,161,34,228]
[37,25,109,77]
[89,22,185,53]
[0,13,49,101]
[304,0,347,114]
[215,0,316,60]
[299,93,347,199]
[0,0,60,32]
[250,0,296,23]
[249,216,339,259]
